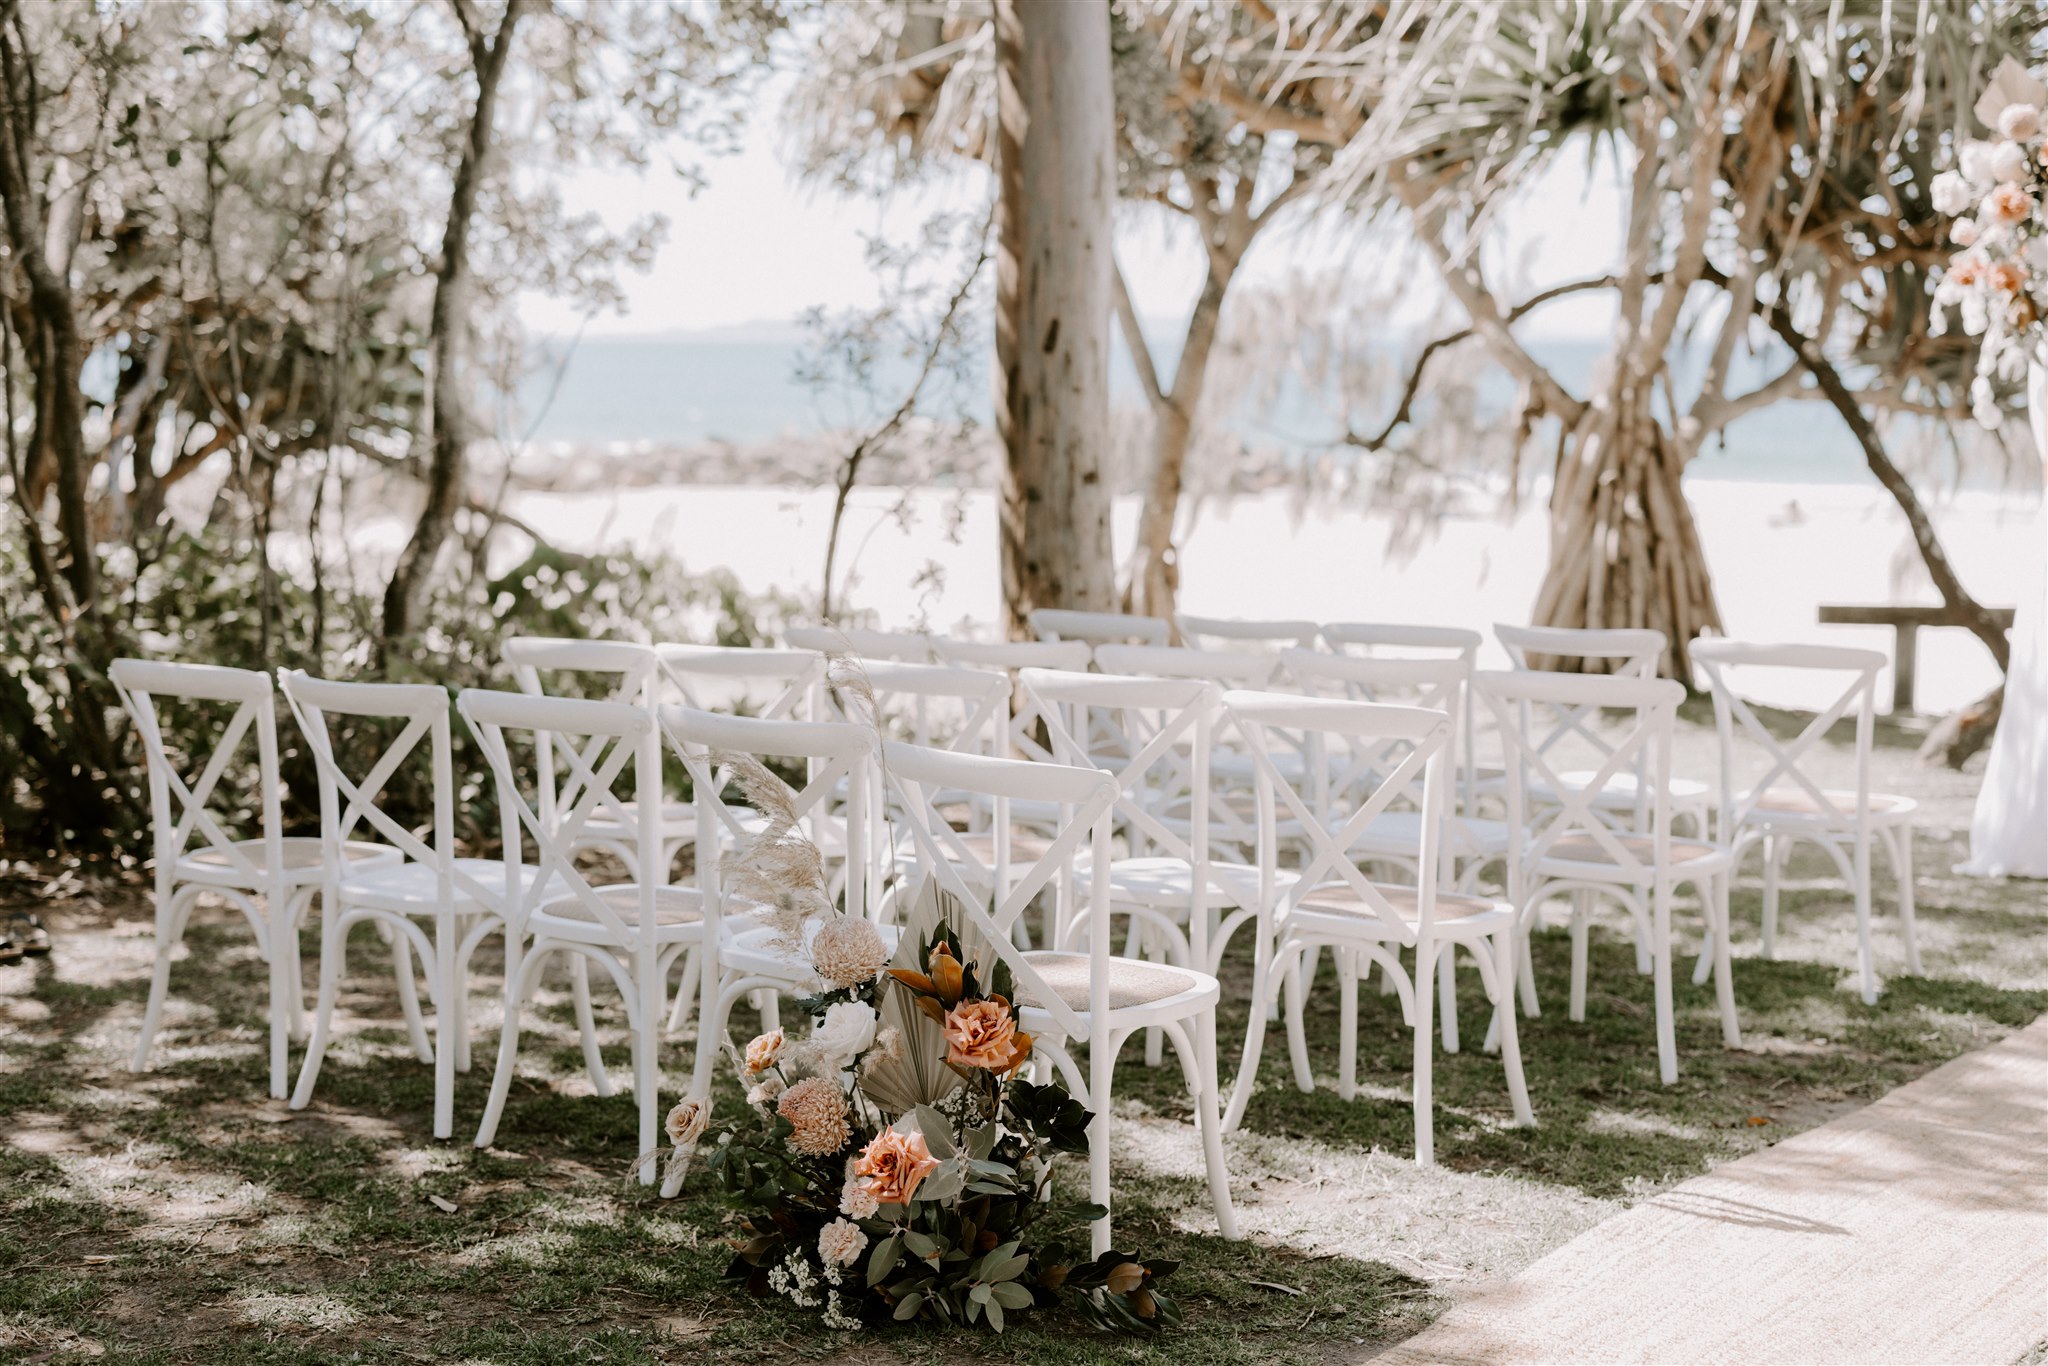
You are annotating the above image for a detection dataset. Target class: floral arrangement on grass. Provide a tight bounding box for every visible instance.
[1929,57,2048,425]
[662,733,1179,1335]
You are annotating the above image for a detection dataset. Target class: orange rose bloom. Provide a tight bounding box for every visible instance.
[854,1127,939,1206]
[943,996,1032,1074]
[1987,260,2029,294]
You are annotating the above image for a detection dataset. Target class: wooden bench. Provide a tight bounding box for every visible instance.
[1816,604,2016,714]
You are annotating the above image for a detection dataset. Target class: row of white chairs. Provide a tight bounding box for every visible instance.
[115,621,1919,1252]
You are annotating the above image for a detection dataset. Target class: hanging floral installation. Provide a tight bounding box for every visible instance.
[1930,57,2048,425]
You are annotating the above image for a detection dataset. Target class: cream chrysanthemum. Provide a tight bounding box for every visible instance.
[810,917,890,988]
[777,1076,852,1156]
[818,1217,868,1267]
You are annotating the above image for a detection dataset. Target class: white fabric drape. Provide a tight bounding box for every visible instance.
[1962,359,2048,879]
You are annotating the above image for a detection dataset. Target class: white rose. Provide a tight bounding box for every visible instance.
[1959,139,1998,185]
[1950,218,1979,247]
[1998,103,2041,142]
[1989,141,2031,184]
[810,1001,878,1071]
[1931,171,1974,216]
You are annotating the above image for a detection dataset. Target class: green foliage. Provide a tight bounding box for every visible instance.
[0,519,799,857]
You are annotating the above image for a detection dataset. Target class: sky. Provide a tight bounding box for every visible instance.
[519,75,1628,347]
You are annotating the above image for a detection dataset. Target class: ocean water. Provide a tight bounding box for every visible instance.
[520,329,1887,486]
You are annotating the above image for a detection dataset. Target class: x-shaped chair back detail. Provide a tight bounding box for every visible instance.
[1176,615,1321,652]
[1319,625,1484,813]
[1030,608,1173,648]
[1476,670,1684,879]
[654,643,826,721]
[841,660,1012,755]
[1691,640,1882,846]
[784,626,935,663]
[503,637,660,842]
[1280,649,1473,876]
[1094,646,1281,810]
[928,638,1093,762]
[1016,668,1228,894]
[279,671,490,906]
[458,688,658,943]
[112,659,284,891]
[881,740,1118,1045]
[1220,690,1452,944]
[658,707,879,935]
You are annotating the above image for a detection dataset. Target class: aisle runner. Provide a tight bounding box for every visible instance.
[1370,1018,2048,1365]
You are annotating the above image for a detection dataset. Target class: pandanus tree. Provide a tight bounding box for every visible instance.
[1150,0,2028,678]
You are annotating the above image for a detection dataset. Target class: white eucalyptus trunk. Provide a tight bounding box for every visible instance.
[992,0,1116,638]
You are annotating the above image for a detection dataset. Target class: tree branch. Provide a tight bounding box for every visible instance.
[1111,258,1165,410]
[1741,267,2010,672]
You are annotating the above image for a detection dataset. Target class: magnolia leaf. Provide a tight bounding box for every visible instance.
[909,1105,956,1159]
[991,1281,1033,1310]
[867,1233,903,1286]
[892,1291,924,1321]
[987,1296,1005,1333]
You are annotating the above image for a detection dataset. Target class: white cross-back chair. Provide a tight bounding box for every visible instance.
[784,625,935,663]
[504,637,689,881]
[1278,649,1517,1055]
[1176,615,1320,652]
[1691,641,1918,1005]
[1478,670,1740,1084]
[114,660,400,1099]
[460,688,687,1177]
[1018,668,1275,976]
[1218,690,1532,1162]
[1029,608,1172,648]
[658,707,881,1100]
[281,671,544,1138]
[883,740,1237,1256]
[1494,623,1711,837]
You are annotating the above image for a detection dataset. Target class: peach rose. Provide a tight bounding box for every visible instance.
[1984,182,2035,228]
[1949,254,1986,288]
[1951,218,1979,247]
[1988,260,2029,294]
[854,1127,939,1206]
[943,996,1031,1074]
[744,1029,784,1075]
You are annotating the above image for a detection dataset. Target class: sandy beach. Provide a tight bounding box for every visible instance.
[458,477,2036,716]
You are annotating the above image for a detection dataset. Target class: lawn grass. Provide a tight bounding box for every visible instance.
[3,789,2043,1363]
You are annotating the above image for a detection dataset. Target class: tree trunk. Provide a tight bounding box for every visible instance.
[992,0,1115,639]
[379,0,523,658]
[1121,254,1233,623]
[1529,371,1722,677]
[0,27,96,624]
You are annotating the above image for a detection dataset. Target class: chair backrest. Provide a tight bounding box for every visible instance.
[1094,643,1279,688]
[503,637,661,835]
[654,643,825,720]
[1017,669,1235,917]
[111,659,284,888]
[459,688,659,936]
[1474,670,1685,880]
[1221,689,1453,944]
[1690,640,1882,844]
[784,625,935,664]
[658,706,879,940]
[1279,648,1476,822]
[838,659,1012,756]
[1029,608,1172,647]
[1321,622,1482,660]
[930,637,1094,672]
[503,636,660,705]
[279,670,483,900]
[1496,623,1664,678]
[1176,615,1320,652]
[882,739,1118,1043]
